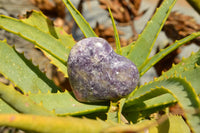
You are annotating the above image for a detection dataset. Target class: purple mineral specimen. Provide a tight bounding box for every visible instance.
[67,37,139,102]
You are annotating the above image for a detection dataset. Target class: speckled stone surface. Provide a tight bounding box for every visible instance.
[67,37,139,102]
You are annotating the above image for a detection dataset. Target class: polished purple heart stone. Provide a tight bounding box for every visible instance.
[67,37,139,102]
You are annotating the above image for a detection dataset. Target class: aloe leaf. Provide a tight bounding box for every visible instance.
[21,10,76,53]
[106,98,126,123]
[0,82,54,116]
[108,7,121,55]
[125,77,200,132]
[127,0,177,68]
[159,86,200,133]
[52,28,75,77]
[0,99,17,114]
[106,101,119,123]
[123,89,176,122]
[0,113,163,133]
[125,89,176,112]
[62,0,97,38]
[113,115,189,133]
[159,49,200,94]
[118,98,126,123]
[21,10,76,77]
[21,10,54,35]
[0,15,67,63]
[28,91,108,116]
[168,115,190,133]
[105,118,158,133]
[178,67,200,95]
[140,32,200,76]
[46,27,75,77]
[0,114,188,133]
[123,93,176,123]
[158,115,190,133]
[0,40,60,93]
[161,66,200,95]
[0,114,113,133]
[160,50,200,78]
[121,42,135,57]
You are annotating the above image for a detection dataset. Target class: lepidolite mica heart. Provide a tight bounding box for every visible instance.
[67,37,139,102]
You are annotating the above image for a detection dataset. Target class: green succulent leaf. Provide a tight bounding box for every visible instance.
[158,115,190,133]
[22,11,55,35]
[0,14,67,64]
[108,7,121,55]
[125,89,176,112]
[0,99,17,114]
[114,115,190,133]
[106,98,126,123]
[123,94,176,123]
[178,67,200,95]
[123,88,176,123]
[161,66,200,96]
[121,42,135,57]
[0,40,60,93]
[28,91,108,116]
[22,10,76,77]
[62,0,97,38]
[0,113,172,133]
[139,32,200,76]
[127,0,177,68]
[0,10,76,77]
[159,49,200,95]
[0,82,54,116]
[0,114,113,133]
[0,113,190,133]
[160,50,200,77]
[106,101,119,123]
[0,81,108,117]
[125,77,200,132]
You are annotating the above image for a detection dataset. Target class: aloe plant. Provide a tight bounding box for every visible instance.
[0,0,200,132]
